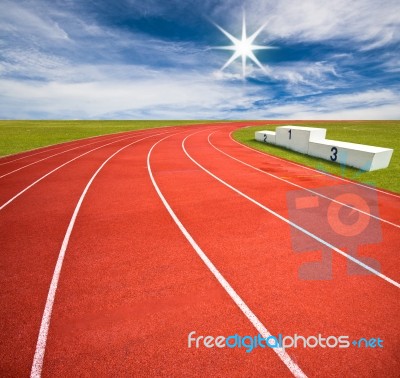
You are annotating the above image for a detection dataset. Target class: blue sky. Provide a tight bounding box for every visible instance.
[0,0,399,119]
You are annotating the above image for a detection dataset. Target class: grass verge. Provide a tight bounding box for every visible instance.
[0,120,213,157]
[232,121,400,193]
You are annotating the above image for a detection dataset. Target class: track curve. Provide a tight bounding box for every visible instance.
[1,123,398,377]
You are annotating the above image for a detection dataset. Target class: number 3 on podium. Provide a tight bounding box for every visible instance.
[330,147,338,161]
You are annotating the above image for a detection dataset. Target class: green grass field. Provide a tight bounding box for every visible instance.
[233,121,400,193]
[0,120,212,157]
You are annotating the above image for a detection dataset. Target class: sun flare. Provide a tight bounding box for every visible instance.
[214,13,276,78]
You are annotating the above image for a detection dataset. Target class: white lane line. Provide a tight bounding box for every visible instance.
[0,145,69,166]
[183,134,400,289]
[30,130,170,378]
[0,130,169,211]
[147,133,307,378]
[230,129,400,199]
[207,131,400,229]
[0,133,139,179]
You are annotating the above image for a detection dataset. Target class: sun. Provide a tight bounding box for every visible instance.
[214,13,276,78]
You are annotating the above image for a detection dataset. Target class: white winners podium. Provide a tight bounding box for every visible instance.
[255,125,393,171]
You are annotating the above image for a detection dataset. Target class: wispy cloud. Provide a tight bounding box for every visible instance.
[0,0,69,41]
[239,0,400,48]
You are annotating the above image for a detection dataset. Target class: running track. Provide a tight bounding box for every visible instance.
[1,122,399,377]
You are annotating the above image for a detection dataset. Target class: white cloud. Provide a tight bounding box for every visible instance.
[0,0,69,41]
[0,66,261,119]
[264,61,340,88]
[360,28,395,51]
[246,90,400,120]
[325,89,398,107]
[0,48,70,79]
[217,0,400,50]
[276,103,400,120]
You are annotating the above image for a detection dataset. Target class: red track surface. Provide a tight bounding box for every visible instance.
[1,123,399,377]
